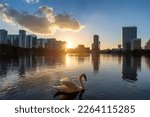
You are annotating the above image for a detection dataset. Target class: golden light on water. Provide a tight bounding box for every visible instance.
[66,54,70,66]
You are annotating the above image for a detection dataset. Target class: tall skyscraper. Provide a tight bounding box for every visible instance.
[0,29,8,44]
[32,35,37,48]
[92,34,100,52]
[7,35,19,46]
[19,30,26,48]
[26,35,35,49]
[122,26,137,50]
[37,38,46,48]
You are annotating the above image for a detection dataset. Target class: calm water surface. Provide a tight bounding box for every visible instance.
[0,54,150,100]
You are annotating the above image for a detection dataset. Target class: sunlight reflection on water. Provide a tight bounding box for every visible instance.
[0,54,150,100]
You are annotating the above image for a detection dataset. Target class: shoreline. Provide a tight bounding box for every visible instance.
[1,44,150,56]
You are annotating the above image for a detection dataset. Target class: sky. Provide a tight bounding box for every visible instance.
[0,0,150,49]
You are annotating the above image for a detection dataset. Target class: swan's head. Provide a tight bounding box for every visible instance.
[81,73,87,81]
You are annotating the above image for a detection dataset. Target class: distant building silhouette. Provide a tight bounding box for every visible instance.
[26,35,33,49]
[77,45,90,53]
[118,44,121,50]
[122,26,137,50]
[26,35,37,48]
[0,28,66,51]
[19,30,26,48]
[78,45,85,50]
[46,38,57,49]
[32,35,37,48]
[145,39,150,50]
[46,38,66,51]
[37,38,46,48]
[131,38,141,50]
[7,35,19,47]
[0,29,8,44]
[92,35,100,52]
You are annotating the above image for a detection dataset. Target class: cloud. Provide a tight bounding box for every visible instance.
[55,13,83,31]
[0,3,84,35]
[25,0,39,4]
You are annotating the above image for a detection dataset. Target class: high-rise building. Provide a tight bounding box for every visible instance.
[37,38,46,48]
[56,41,67,51]
[7,35,19,46]
[32,35,37,48]
[26,35,36,49]
[92,35,100,52]
[26,35,31,48]
[122,26,137,50]
[145,39,150,50]
[0,29,8,44]
[56,41,63,49]
[46,38,57,49]
[131,38,141,50]
[46,38,66,51]
[19,30,26,48]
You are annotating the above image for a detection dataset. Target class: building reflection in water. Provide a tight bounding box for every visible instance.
[92,54,100,72]
[118,55,122,65]
[144,56,150,69]
[0,55,66,79]
[122,55,141,81]
[19,56,26,78]
[0,56,10,77]
[76,54,90,64]
[78,56,85,64]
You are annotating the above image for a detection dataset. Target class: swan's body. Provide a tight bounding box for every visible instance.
[53,74,87,93]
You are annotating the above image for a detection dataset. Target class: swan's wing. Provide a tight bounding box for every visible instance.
[60,79,80,90]
[53,85,78,93]
[60,77,69,82]
[53,85,68,92]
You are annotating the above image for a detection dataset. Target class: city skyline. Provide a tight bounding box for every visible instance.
[1,27,149,51]
[1,0,150,49]
[0,29,67,51]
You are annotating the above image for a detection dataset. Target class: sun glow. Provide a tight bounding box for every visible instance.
[66,41,73,48]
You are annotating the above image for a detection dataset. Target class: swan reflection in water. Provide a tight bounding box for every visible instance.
[53,90,85,100]
[53,73,87,100]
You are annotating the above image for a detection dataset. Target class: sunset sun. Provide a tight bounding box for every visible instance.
[66,41,73,48]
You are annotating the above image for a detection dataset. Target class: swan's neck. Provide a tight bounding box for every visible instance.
[79,75,85,90]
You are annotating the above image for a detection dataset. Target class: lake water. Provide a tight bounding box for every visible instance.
[0,54,150,100]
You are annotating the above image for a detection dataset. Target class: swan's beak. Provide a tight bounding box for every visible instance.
[84,75,87,81]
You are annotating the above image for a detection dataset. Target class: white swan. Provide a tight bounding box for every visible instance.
[53,74,87,93]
